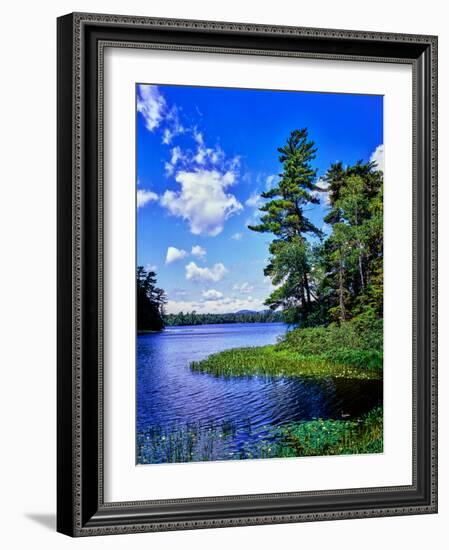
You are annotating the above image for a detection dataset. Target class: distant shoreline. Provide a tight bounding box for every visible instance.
[162,310,284,328]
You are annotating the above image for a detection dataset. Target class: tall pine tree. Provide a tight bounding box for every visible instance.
[249,129,323,325]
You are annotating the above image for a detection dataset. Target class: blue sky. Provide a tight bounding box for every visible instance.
[136,84,383,314]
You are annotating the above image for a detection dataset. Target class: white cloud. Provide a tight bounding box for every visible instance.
[231,232,243,241]
[137,85,166,132]
[137,189,158,208]
[165,139,227,177]
[193,129,204,146]
[210,147,225,165]
[190,130,225,167]
[229,156,241,172]
[311,178,330,205]
[162,128,173,145]
[171,146,184,165]
[245,191,263,209]
[164,162,175,176]
[163,106,185,144]
[322,192,331,206]
[185,261,228,282]
[144,263,157,273]
[165,295,264,315]
[233,282,254,293]
[164,146,186,175]
[137,85,185,145]
[194,142,225,166]
[156,117,241,237]
[370,144,384,172]
[159,120,240,241]
[160,169,242,236]
[201,289,223,300]
[191,245,206,259]
[265,174,279,190]
[164,245,207,265]
[315,177,329,190]
[263,276,281,293]
[194,148,207,165]
[165,246,188,264]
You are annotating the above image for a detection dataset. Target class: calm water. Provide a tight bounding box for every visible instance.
[137,323,382,463]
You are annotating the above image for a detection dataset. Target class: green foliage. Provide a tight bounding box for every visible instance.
[262,237,320,325]
[319,160,383,322]
[249,129,322,238]
[164,309,284,326]
[247,130,383,326]
[276,406,383,456]
[279,312,383,355]
[137,266,166,332]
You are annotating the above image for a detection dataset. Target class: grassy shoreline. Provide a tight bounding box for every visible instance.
[191,344,381,380]
[191,316,383,381]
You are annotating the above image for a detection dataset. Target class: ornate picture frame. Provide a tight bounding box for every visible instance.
[57,12,437,536]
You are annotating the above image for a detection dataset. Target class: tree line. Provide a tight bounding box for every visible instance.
[164,310,284,326]
[248,128,383,327]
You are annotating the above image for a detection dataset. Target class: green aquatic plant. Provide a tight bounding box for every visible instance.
[137,407,383,464]
[191,316,383,379]
[191,345,381,380]
[276,406,383,456]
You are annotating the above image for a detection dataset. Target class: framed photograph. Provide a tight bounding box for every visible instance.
[57,12,438,536]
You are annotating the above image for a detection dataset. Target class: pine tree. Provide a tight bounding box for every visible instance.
[249,129,323,325]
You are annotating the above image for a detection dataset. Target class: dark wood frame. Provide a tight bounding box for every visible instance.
[57,12,438,537]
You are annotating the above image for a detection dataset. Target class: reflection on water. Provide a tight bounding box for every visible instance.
[136,323,382,463]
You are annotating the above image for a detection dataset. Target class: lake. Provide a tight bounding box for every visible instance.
[137,322,382,464]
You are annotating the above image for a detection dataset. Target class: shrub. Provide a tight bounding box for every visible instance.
[278,313,383,371]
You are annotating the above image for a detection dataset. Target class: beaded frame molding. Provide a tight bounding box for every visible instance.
[57,12,438,537]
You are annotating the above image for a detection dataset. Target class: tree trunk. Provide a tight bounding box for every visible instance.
[338,249,346,322]
[303,272,312,310]
[357,242,365,290]
[299,283,307,321]
[354,207,365,291]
